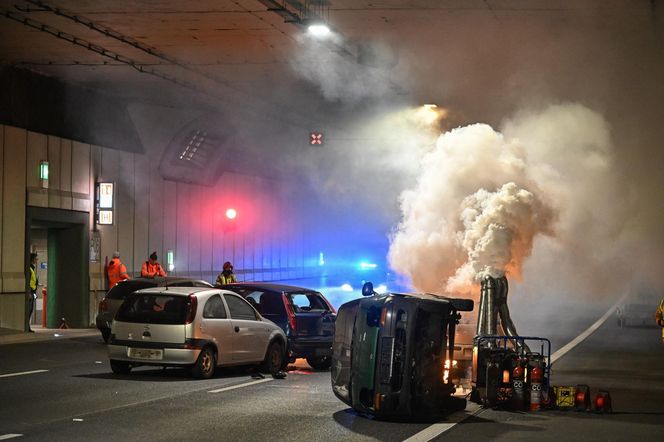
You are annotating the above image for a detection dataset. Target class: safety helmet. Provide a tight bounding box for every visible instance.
[223,261,233,270]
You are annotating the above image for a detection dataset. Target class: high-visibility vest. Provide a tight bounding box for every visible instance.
[29,265,37,291]
[216,272,237,286]
[107,259,129,288]
[141,261,167,278]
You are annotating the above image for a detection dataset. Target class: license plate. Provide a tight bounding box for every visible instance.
[128,347,163,360]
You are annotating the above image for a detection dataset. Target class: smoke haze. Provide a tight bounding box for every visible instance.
[388,103,634,300]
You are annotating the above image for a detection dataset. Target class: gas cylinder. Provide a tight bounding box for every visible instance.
[530,366,543,411]
[512,364,526,410]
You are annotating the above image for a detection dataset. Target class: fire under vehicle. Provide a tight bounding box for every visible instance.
[330,282,473,419]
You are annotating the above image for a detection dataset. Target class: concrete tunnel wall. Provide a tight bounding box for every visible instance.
[0,123,318,331]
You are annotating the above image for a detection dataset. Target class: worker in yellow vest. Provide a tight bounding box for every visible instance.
[27,253,38,333]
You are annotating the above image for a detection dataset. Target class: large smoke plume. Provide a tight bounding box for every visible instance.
[389,104,629,298]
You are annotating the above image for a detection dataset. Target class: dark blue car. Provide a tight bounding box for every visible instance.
[221,283,336,370]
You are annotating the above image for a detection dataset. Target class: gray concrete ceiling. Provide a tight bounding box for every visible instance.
[2,1,660,126]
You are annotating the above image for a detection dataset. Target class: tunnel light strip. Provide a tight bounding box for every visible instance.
[208,378,272,393]
[0,435,23,440]
[0,369,48,378]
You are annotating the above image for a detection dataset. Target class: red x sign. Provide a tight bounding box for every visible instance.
[310,132,323,145]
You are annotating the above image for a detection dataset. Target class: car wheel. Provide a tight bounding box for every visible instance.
[191,347,216,379]
[110,359,131,375]
[306,356,332,371]
[101,328,111,343]
[262,341,284,374]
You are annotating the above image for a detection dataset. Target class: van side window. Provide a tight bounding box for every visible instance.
[224,294,257,320]
[203,295,227,319]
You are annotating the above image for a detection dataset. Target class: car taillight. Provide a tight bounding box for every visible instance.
[99,299,108,313]
[282,293,296,334]
[185,294,197,324]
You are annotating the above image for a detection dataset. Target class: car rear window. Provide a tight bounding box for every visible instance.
[106,281,155,300]
[288,292,330,312]
[116,293,188,324]
[241,290,285,316]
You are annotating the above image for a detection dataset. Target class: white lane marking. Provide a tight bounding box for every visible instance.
[402,403,481,442]
[0,435,23,440]
[551,292,630,364]
[0,369,48,378]
[403,294,630,442]
[208,378,272,393]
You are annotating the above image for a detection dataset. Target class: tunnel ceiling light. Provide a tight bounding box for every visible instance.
[225,208,237,220]
[423,104,438,109]
[307,23,331,38]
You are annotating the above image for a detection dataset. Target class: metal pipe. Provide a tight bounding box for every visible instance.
[485,276,496,335]
[476,277,488,336]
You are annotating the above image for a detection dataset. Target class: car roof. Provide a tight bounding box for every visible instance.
[116,277,212,287]
[134,286,212,295]
[222,282,320,294]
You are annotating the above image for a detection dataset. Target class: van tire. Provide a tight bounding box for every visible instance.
[191,347,216,379]
[306,356,332,371]
[262,341,285,374]
[110,360,131,375]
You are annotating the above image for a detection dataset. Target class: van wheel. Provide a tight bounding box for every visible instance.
[110,360,131,375]
[306,356,332,371]
[262,341,284,374]
[191,347,216,379]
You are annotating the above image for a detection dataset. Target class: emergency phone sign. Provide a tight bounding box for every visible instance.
[96,182,114,225]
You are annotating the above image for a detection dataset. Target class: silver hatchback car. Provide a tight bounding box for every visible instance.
[108,287,287,379]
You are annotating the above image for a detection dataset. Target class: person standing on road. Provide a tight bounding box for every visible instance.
[656,297,664,342]
[141,251,167,278]
[215,261,237,286]
[27,253,38,332]
[107,251,130,288]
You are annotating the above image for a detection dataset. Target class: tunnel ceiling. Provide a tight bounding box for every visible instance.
[0,0,661,152]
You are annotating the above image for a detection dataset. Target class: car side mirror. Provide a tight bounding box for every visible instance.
[362,282,375,297]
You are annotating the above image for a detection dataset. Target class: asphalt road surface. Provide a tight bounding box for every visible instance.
[1,316,662,441]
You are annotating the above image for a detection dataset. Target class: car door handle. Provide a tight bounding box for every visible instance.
[234,326,240,332]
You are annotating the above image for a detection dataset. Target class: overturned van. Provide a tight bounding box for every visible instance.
[331,282,473,420]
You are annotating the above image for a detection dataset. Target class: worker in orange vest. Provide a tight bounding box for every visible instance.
[107,251,130,288]
[141,251,167,278]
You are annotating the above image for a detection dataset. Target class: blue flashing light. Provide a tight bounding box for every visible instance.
[359,262,377,269]
[341,283,353,292]
[319,252,325,266]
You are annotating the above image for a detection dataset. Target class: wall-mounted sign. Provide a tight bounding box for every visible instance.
[40,160,49,189]
[96,182,114,225]
[310,132,323,145]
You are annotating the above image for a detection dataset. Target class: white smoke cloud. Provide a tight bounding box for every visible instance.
[389,103,629,299]
[290,33,398,105]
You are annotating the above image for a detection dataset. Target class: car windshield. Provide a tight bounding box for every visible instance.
[106,281,156,300]
[288,292,330,312]
[116,293,188,324]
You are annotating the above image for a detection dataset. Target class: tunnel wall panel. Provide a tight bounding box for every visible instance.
[0,123,315,330]
[59,139,73,210]
[26,131,48,208]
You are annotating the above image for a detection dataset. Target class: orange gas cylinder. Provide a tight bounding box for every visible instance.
[529,366,543,411]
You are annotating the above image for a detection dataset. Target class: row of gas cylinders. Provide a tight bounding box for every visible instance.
[484,359,612,413]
